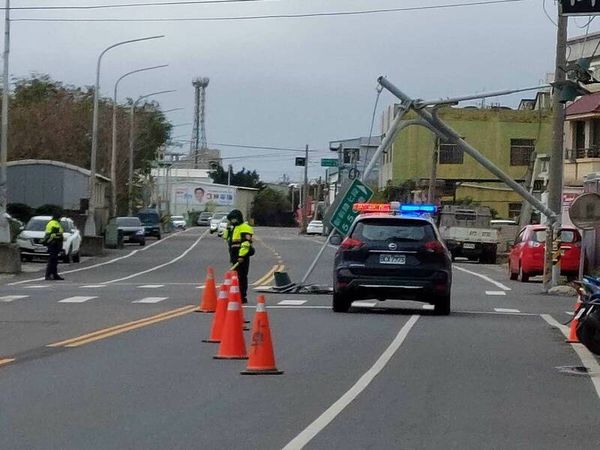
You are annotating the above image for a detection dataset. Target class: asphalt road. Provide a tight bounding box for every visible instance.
[1,227,599,449]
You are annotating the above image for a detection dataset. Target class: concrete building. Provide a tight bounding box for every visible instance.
[378,104,553,218]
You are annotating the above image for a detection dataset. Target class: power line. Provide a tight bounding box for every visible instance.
[12,0,529,22]
[5,0,278,10]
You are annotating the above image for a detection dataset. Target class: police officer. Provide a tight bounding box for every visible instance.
[224,209,254,303]
[44,212,64,281]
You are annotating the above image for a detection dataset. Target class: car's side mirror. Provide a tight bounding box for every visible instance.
[330,235,343,246]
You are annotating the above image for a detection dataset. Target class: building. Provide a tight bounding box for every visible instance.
[378,104,553,218]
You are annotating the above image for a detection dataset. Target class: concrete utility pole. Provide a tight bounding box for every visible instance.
[301,144,309,233]
[427,140,438,204]
[544,6,568,291]
[0,0,10,244]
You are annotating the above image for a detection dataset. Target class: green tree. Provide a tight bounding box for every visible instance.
[251,187,294,226]
[209,164,263,189]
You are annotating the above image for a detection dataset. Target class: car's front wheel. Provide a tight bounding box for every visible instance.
[434,294,451,315]
[332,291,352,313]
[72,251,80,263]
[62,247,72,264]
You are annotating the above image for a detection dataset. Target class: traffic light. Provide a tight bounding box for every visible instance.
[295,157,306,167]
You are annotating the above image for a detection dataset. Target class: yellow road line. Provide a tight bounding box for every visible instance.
[262,264,284,286]
[47,305,196,348]
[252,264,282,286]
[0,358,15,366]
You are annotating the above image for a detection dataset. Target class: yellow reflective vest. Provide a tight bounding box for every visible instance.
[44,219,64,245]
[223,222,254,257]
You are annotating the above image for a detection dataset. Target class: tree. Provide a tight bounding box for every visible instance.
[209,164,263,189]
[251,187,294,226]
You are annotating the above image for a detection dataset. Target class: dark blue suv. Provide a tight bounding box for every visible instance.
[332,213,452,314]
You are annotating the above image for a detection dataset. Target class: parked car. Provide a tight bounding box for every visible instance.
[508,225,581,282]
[217,216,229,237]
[209,212,228,233]
[197,211,213,226]
[115,217,146,246]
[17,216,82,263]
[137,208,161,239]
[171,215,186,230]
[331,204,452,314]
[307,220,324,235]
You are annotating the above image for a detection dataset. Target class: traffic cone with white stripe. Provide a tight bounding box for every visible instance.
[231,273,250,328]
[196,266,218,313]
[566,296,582,344]
[214,291,247,360]
[241,295,283,375]
[202,275,230,343]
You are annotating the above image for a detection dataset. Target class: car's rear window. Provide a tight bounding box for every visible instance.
[117,217,141,227]
[533,229,579,243]
[351,219,435,243]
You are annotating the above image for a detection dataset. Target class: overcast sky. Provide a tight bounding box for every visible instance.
[4,0,597,181]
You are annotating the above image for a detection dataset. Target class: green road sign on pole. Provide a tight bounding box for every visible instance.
[320,158,338,167]
[324,179,374,235]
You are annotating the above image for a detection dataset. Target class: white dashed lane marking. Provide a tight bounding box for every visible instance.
[132,297,168,304]
[58,296,97,303]
[485,290,506,296]
[23,285,50,289]
[494,308,521,313]
[278,300,307,306]
[352,301,377,308]
[0,295,29,302]
[80,285,107,289]
[138,285,165,289]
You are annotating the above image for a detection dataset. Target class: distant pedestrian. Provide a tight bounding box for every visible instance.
[223,209,254,303]
[44,212,64,281]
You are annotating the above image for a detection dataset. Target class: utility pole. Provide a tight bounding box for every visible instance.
[0,0,10,243]
[427,140,438,204]
[545,5,568,291]
[301,144,309,233]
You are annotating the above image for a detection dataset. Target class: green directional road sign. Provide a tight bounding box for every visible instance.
[320,158,338,167]
[324,179,374,235]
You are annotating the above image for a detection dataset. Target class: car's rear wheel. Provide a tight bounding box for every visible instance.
[72,251,80,263]
[332,291,352,313]
[140,240,146,247]
[434,294,451,315]
[62,247,72,264]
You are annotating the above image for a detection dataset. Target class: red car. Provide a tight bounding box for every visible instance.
[508,225,581,282]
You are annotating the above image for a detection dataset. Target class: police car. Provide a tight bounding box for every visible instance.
[331,203,452,314]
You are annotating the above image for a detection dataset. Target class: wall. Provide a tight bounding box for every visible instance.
[454,184,524,219]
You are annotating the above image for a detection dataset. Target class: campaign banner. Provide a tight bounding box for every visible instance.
[172,183,235,208]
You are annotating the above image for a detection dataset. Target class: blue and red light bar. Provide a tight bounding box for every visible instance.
[352,203,437,215]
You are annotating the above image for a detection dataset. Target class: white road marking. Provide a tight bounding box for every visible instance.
[565,311,574,316]
[0,295,29,302]
[7,229,192,286]
[132,297,168,304]
[23,285,50,289]
[494,308,521,313]
[486,290,507,296]
[58,296,97,303]
[541,314,600,402]
[80,285,106,289]
[421,304,435,310]
[138,284,165,289]
[352,301,377,308]
[277,300,307,306]
[454,265,511,291]
[101,230,210,284]
[195,284,206,289]
[282,315,419,450]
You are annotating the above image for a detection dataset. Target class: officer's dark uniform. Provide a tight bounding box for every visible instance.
[44,215,64,281]
[223,210,254,303]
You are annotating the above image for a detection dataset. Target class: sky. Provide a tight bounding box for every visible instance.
[4,0,599,182]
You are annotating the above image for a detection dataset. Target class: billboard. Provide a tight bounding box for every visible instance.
[172,182,235,210]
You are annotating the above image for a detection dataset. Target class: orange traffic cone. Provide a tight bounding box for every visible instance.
[202,281,229,343]
[196,266,218,313]
[242,295,283,375]
[231,274,250,329]
[214,299,247,360]
[566,297,582,343]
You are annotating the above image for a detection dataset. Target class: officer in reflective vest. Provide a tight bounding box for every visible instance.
[223,209,254,303]
[44,212,65,281]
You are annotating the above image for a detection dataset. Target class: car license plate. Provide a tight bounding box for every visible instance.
[463,243,476,249]
[34,247,46,253]
[379,254,406,265]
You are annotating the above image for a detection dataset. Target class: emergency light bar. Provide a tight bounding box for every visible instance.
[352,203,437,215]
[399,204,437,214]
[353,203,391,212]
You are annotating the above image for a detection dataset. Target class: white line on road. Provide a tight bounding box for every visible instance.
[454,265,511,291]
[132,297,168,304]
[195,284,206,289]
[0,295,29,302]
[541,314,600,402]
[58,296,97,303]
[23,285,50,289]
[138,284,165,289]
[7,229,192,286]
[101,230,209,284]
[80,285,107,289]
[352,301,377,308]
[421,304,435,310]
[494,308,521,313]
[282,315,420,450]
[278,300,307,306]
[485,290,507,296]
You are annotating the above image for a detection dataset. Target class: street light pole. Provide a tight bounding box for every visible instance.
[112,64,167,217]
[301,144,309,234]
[85,34,164,237]
[0,0,10,243]
[128,89,175,215]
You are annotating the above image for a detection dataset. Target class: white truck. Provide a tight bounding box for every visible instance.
[437,206,498,264]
